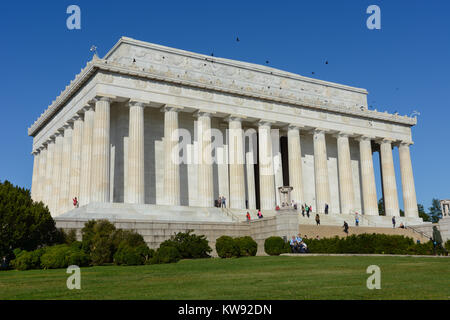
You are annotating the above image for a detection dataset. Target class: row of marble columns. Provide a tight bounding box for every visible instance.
[31,99,418,218]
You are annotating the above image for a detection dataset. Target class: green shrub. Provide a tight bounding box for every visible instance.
[114,243,153,266]
[111,229,146,252]
[444,240,450,253]
[150,246,180,264]
[11,248,45,270]
[63,229,78,245]
[80,220,117,265]
[40,244,90,269]
[235,236,258,257]
[215,236,239,258]
[90,237,114,266]
[160,230,211,259]
[264,236,289,256]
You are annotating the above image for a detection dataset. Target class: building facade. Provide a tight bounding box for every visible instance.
[29,37,420,222]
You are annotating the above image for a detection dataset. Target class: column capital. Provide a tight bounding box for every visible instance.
[81,103,95,113]
[94,93,116,103]
[71,113,82,122]
[332,131,353,139]
[226,115,246,123]
[312,128,329,136]
[375,137,396,145]
[397,140,414,148]
[161,104,183,113]
[55,129,64,137]
[194,110,215,118]
[45,139,54,147]
[62,122,73,131]
[286,124,305,131]
[257,119,275,127]
[129,99,147,108]
[354,135,375,142]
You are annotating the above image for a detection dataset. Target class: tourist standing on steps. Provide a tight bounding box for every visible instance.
[325,203,329,215]
[73,197,78,208]
[301,205,305,217]
[222,196,226,208]
[246,212,251,221]
[355,212,359,226]
[392,216,396,228]
[315,214,320,226]
[343,221,349,235]
[217,196,221,208]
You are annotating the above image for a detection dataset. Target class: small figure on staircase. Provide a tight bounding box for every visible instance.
[343,221,349,235]
[72,196,79,208]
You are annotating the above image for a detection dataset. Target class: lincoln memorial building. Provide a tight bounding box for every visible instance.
[28,37,424,244]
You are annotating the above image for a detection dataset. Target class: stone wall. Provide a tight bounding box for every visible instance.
[55,212,299,256]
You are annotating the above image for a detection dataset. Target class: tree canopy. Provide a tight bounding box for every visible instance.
[0,180,63,259]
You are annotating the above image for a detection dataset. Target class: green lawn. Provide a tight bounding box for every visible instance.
[0,256,449,300]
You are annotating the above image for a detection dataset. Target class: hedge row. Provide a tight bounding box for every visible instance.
[215,236,258,258]
[264,236,291,256]
[11,244,90,270]
[9,224,213,270]
[303,234,449,255]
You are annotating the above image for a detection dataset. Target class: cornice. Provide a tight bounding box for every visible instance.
[28,39,417,137]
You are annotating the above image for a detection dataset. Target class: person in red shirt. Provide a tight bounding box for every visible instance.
[73,197,79,208]
[246,212,251,221]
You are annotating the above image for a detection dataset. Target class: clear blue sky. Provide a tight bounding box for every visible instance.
[0,0,448,211]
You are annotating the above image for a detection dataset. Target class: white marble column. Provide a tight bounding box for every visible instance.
[313,129,330,214]
[125,101,145,204]
[91,97,111,203]
[79,105,95,206]
[59,124,73,214]
[228,116,246,209]
[69,115,84,204]
[37,146,47,203]
[31,151,40,202]
[336,133,355,214]
[357,136,379,215]
[258,121,276,210]
[51,131,64,215]
[163,106,181,206]
[196,111,214,207]
[398,142,418,218]
[287,125,304,205]
[379,139,400,216]
[44,139,55,210]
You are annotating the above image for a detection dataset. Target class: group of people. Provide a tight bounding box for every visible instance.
[391,216,406,229]
[246,210,264,221]
[300,204,313,217]
[289,234,309,253]
[215,196,227,208]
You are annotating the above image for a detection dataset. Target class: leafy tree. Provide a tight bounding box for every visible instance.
[418,204,431,222]
[0,180,63,260]
[428,198,442,223]
[378,198,385,216]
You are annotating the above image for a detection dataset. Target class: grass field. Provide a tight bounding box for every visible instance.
[0,256,449,300]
